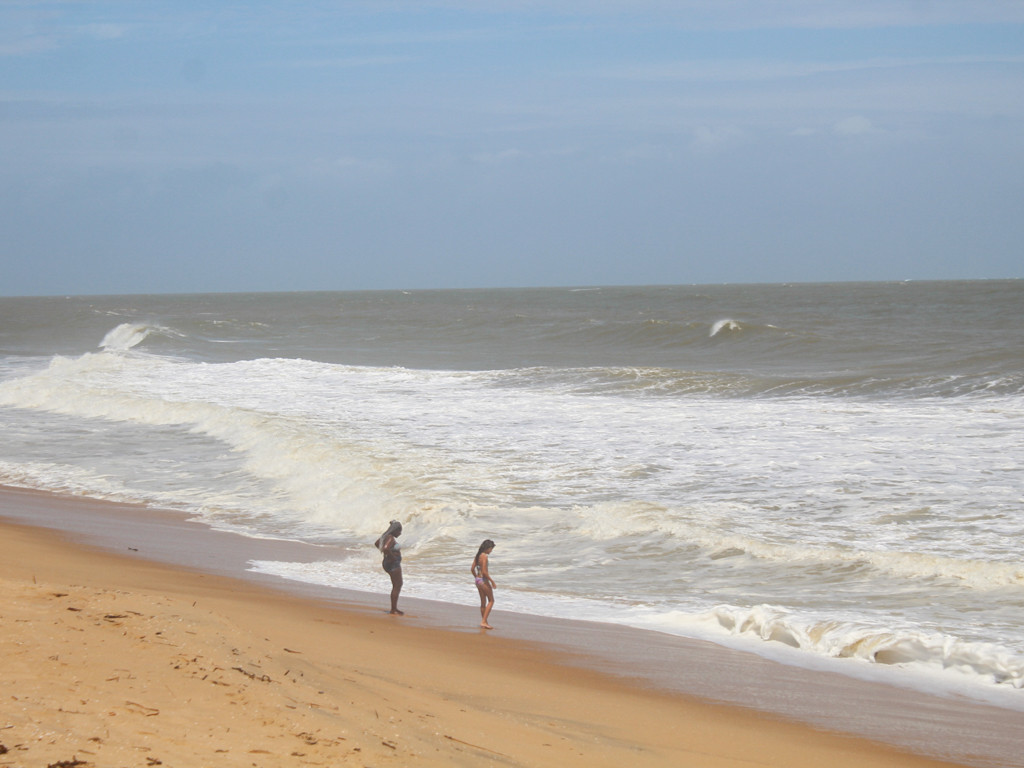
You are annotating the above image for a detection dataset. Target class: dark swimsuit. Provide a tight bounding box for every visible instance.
[382,539,402,573]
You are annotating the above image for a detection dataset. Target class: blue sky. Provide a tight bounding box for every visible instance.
[2,1,1023,295]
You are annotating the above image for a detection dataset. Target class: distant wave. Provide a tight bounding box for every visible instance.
[98,322,178,353]
[495,365,1024,400]
[551,315,787,353]
[13,321,1024,409]
[709,318,742,337]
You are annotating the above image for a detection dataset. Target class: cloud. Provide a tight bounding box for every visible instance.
[833,115,875,135]
[283,55,417,69]
[81,23,129,41]
[472,148,531,164]
[1,18,129,58]
[387,0,1024,29]
[595,55,1024,85]
[690,125,744,151]
[0,34,56,56]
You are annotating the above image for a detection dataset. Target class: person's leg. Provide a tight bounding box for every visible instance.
[480,585,494,628]
[389,568,404,615]
[477,583,488,618]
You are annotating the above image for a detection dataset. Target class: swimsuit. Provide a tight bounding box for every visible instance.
[382,538,402,573]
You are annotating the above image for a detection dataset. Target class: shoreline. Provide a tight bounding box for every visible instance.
[1,485,1021,766]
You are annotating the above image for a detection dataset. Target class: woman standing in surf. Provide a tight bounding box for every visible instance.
[375,520,404,615]
[472,539,496,629]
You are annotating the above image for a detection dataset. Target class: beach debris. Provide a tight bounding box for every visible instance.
[124,700,160,716]
[444,734,508,757]
[46,759,87,768]
[233,666,272,682]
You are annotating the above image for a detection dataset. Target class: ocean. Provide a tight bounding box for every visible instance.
[2,281,1023,711]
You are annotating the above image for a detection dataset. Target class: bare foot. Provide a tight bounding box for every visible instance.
[390,609,405,615]
[480,622,493,629]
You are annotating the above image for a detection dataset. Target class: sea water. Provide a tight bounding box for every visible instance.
[1,282,1023,708]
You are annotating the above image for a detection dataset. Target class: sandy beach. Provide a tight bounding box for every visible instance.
[0,488,995,768]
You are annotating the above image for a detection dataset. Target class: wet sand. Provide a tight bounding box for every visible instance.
[1,486,1020,767]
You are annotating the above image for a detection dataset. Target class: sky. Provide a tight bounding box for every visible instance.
[2,1,1023,296]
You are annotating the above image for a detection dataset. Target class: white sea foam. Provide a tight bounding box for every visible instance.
[0,354,428,535]
[0,459,140,502]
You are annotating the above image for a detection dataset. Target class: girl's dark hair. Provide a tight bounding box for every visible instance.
[473,539,495,568]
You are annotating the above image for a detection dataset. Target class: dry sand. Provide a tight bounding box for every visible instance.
[0,513,973,768]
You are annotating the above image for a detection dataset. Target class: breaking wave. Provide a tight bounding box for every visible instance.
[698,604,1024,689]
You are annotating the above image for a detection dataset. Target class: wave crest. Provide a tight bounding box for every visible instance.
[709,318,743,337]
[99,323,156,352]
[702,604,1024,688]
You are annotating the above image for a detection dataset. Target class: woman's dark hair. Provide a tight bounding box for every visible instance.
[473,539,495,568]
[376,520,402,550]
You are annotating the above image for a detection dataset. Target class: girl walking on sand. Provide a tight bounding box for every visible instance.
[472,539,496,629]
